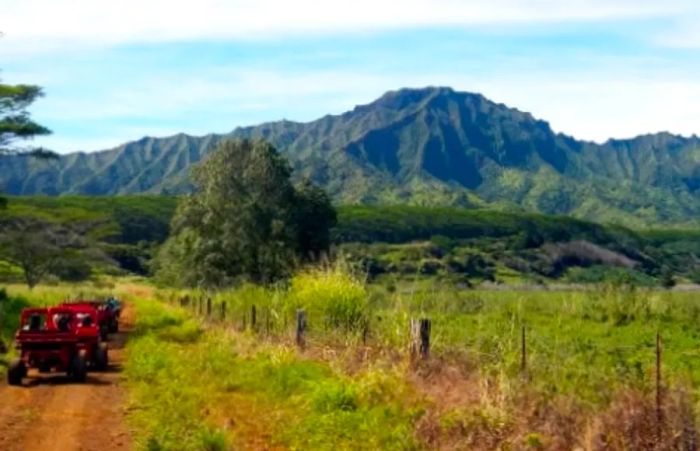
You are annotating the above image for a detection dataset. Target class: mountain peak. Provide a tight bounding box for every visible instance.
[3,87,700,226]
[372,86,480,107]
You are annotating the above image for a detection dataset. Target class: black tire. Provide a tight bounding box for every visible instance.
[7,359,25,386]
[94,343,109,371]
[70,354,87,383]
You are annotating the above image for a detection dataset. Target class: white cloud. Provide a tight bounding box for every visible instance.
[0,0,694,54]
[653,15,700,48]
[4,0,700,152]
[471,79,700,143]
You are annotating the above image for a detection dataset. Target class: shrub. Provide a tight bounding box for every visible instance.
[288,264,368,332]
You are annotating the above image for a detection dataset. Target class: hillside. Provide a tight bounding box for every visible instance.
[3,87,700,226]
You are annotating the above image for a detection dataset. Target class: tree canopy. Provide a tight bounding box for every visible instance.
[155,139,337,288]
[0,82,51,156]
[0,217,94,288]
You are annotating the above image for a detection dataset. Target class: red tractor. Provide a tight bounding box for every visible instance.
[61,300,119,340]
[7,305,108,386]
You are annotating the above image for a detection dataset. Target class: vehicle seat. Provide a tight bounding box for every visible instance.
[28,314,43,331]
[55,314,71,332]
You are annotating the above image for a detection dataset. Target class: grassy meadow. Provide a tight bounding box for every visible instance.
[3,269,700,449]
[123,267,700,450]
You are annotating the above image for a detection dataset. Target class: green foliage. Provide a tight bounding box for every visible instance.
[294,178,338,259]
[564,265,657,287]
[0,195,177,278]
[334,205,628,245]
[125,296,417,450]
[659,266,676,289]
[156,139,336,287]
[288,265,368,332]
[0,290,30,370]
[3,195,176,243]
[0,217,95,287]
[0,82,51,155]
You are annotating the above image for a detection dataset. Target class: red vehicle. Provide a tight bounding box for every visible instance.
[61,300,119,340]
[7,306,108,386]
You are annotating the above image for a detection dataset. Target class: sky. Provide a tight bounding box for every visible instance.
[2,0,700,153]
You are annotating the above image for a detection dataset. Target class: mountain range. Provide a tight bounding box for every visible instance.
[3,87,700,227]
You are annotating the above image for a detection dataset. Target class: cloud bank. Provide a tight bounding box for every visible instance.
[2,0,696,52]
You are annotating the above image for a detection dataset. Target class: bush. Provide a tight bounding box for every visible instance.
[288,265,368,332]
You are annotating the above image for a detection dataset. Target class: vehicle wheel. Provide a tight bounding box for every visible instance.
[94,343,109,371]
[7,359,25,386]
[70,354,87,383]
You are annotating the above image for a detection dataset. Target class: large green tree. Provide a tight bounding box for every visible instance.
[155,139,336,288]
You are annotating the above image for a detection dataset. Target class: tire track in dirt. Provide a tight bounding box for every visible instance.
[0,304,135,451]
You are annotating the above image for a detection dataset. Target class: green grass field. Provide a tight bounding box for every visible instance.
[3,274,700,449]
[147,268,700,449]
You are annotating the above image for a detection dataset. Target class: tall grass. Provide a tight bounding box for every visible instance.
[131,268,700,448]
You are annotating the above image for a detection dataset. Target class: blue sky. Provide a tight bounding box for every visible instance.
[2,0,700,153]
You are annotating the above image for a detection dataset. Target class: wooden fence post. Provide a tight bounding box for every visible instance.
[296,309,307,349]
[410,318,431,360]
[206,298,212,318]
[251,305,257,331]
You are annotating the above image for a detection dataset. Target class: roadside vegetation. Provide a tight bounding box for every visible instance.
[120,267,700,450]
[125,289,418,450]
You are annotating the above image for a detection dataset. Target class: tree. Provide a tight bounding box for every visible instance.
[0,217,91,288]
[0,82,51,155]
[155,139,337,288]
[659,266,676,289]
[294,178,337,260]
[0,78,54,208]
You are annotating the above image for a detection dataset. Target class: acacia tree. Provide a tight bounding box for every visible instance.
[155,139,337,288]
[0,217,89,288]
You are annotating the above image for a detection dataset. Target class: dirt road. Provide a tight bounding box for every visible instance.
[0,305,134,451]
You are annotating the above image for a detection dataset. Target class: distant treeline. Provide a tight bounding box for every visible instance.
[333,205,640,248]
[3,196,700,269]
[6,196,700,247]
[4,195,178,244]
